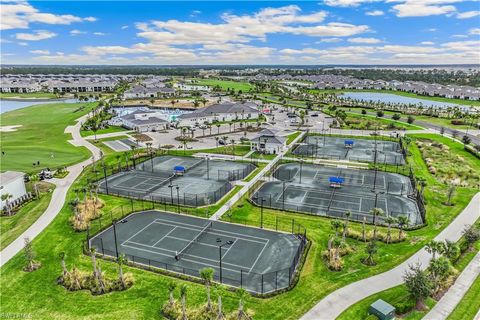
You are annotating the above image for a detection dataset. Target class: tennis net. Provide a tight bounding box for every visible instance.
[188,159,205,171]
[175,221,213,260]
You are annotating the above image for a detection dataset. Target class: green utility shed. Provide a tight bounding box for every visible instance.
[368,299,396,320]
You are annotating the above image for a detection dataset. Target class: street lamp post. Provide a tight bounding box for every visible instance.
[176,186,180,213]
[260,197,266,229]
[112,219,119,259]
[216,238,234,283]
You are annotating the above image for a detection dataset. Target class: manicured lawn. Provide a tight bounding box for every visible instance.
[0,184,55,250]
[448,272,480,320]
[0,134,477,319]
[1,102,97,173]
[307,89,480,106]
[337,241,480,320]
[166,144,252,157]
[286,131,301,145]
[242,162,267,182]
[338,107,474,130]
[249,152,277,160]
[0,92,58,99]
[333,112,423,131]
[190,78,253,92]
[80,125,128,138]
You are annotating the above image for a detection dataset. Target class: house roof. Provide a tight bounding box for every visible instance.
[0,171,25,186]
[178,102,258,120]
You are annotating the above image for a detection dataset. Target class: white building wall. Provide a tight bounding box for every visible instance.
[0,175,27,209]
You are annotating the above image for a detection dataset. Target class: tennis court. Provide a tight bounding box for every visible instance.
[99,155,255,206]
[252,163,422,225]
[89,210,306,294]
[293,136,405,165]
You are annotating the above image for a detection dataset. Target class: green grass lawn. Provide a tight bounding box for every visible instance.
[166,144,252,157]
[0,134,478,319]
[337,241,480,320]
[338,107,474,130]
[80,126,128,138]
[286,131,301,145]
[1,102,97,173]
[190,78,253,92]
[448,272,480,320]
[0,185,55,250]
[334,112,423,131]
[307,89,480,106]
[0,92,58,99]
[249,152,277,160]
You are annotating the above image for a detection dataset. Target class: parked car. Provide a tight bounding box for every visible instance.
[287,113,296,118]
[218,139,226,145]
[311,113,319,117]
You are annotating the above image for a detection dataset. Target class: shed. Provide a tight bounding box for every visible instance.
[368,299,396,320]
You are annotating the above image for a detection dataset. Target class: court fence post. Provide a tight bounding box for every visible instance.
[130,198,134,212]
[100,238,104,255]
[261,275,264,294]
[275,271,278,291]
[240,270,243,288]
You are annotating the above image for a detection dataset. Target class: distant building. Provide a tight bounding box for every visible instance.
[114,110,169,132]
[175,101,259,127]
[250,128,287,155]
[0,171,27,211]
[123,85,175,99]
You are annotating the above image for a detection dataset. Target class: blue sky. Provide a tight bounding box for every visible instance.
[1,1,479,65]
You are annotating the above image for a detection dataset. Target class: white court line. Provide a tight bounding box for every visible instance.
[122,241,252,271]
[152,219,269,243]
[221,239,237,260]
[249,239,269,273]
[152,226,177,247]
[359,197,363,212]
[164,235,220,249]
[122,220,157,245]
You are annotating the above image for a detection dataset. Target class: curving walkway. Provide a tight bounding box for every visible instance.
[423,250,480,320]
[0,114,101,267]
[301,192,480,320]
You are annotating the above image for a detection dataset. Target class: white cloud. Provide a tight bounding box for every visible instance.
[456,10,480,19]
[323,0,378,7]
[315,38,343,43]
[15,30,56,41]
[121,25,129,30]
[84,16,97,22]
[469,28,480,35]
[451,34,468,38]
[420,41,434,45]
[93,32,106,36]
[391,1,459,18]
[348,37,382,43]
[190,10,202,17]
[30,49,50,54]
[366,10,384,16]
[1,2,96,30]
[70,29,86,36]
[18,42,28,46]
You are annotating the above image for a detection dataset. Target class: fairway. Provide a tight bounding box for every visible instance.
[252,163,421,225]
[189,78,253,92]
[0,102,96,173]
[90,210,306,294]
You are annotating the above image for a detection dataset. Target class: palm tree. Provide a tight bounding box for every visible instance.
[397,215,409,239]
[199,267,214,311]
[1,193,13,216]
[215,137,220,149]
[330,219,342,237]
[236,288,249,319]
[364,240,378,265]
[216,124,221,135]
[385,216,397,244]
[117,253,127,289]
[425,240,444,260]
[180,284,188,320]
[30,174,40,198]
[59,252,68,277]
[370,208,384,239]
[342,211,351,241]
[443,240,460,261]
[167,281,177,306]
[230,139,236,155]
[215,285,227,319]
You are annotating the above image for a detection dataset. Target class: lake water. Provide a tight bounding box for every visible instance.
[341,92,467,110]
[0,98,78,114]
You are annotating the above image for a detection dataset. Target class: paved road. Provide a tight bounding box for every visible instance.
[301,192,480,320]
[423,251,480,320]
[0,114,101,267]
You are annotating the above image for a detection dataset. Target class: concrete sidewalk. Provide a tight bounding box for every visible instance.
[0,114,101,267]
[301,192,480,320]
[423,251,480,320]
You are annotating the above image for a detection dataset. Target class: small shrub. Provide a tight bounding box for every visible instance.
[407,116,415,124]
[392,113,401,120]
[364,314,379,320]
[361,109,367,115]
[393,299,416,314]
[376,110,384,117]
[450,119,465,125]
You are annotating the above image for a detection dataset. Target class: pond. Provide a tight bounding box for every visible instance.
[340,92,468,110]
[0,98,78,114]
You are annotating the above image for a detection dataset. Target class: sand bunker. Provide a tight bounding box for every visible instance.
[0,125,23,132]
